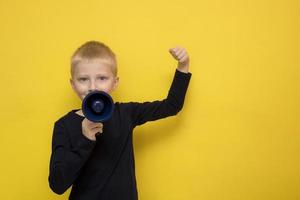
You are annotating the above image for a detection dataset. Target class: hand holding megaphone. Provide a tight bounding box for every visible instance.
[81,118,103,141]
[81,90,115,141]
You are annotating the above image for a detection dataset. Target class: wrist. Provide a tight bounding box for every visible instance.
[177,64,189,73]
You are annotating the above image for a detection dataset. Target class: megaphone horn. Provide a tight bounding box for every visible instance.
[82,90,114,122]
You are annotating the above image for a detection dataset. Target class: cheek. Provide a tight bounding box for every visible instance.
[73,83,87,94]
[108,80,116,89]
[100,82,115,93]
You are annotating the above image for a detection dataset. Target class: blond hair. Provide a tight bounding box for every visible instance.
[71,41,117,77]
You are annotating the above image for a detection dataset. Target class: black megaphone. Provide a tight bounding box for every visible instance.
[82,90,114,122]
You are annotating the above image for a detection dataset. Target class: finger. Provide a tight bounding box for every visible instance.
[84,118,96,125]
[176,47,186,54]
[169,51,177,59]
[173,47,182,54]
[169,47,180,53]
[170,49,181,58]
[177,49,186,60]
[169,48,176,55]
[86,123,101,130]
[92,127,103,134]
[89,123,103,129]
[178,54,189,63]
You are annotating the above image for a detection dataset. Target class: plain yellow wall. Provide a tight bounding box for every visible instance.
[0,0,299,199]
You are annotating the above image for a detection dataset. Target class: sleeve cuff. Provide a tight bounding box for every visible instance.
[175,69,192,78]
[76,129,96,151]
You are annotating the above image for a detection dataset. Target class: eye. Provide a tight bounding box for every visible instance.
[78,77,88,82]
[97,76,108,81]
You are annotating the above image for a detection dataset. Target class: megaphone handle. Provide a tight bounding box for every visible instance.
[95,132,100,136]
[95,132,103,138]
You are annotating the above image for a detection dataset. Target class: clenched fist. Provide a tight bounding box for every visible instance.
[169,46,190,73]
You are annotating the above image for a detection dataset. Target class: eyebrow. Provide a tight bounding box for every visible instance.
[95,73,108,75]
[77,74,108,77]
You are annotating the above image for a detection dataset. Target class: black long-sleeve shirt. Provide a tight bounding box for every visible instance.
[48,69,192,200]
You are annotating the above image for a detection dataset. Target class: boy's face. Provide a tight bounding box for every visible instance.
[70,59,119,101]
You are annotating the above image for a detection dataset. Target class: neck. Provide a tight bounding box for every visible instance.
[75,109,84,117]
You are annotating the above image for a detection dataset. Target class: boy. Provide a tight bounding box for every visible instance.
[48,41,191,200]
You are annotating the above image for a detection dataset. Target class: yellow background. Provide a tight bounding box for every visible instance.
[0,0,299,199]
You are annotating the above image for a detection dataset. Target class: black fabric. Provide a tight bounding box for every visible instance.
[48,69,192,200]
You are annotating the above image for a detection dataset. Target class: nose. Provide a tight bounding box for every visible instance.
[88,80,97,93]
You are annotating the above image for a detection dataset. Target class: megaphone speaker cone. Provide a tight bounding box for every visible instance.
[82,91,114,122]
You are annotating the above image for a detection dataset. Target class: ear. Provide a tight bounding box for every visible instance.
[70,78,75,91]
[112,77,119,91]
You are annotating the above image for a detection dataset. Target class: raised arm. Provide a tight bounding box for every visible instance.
[131,46,192,127]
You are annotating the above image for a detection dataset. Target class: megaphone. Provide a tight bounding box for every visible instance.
[82,90,115,122]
